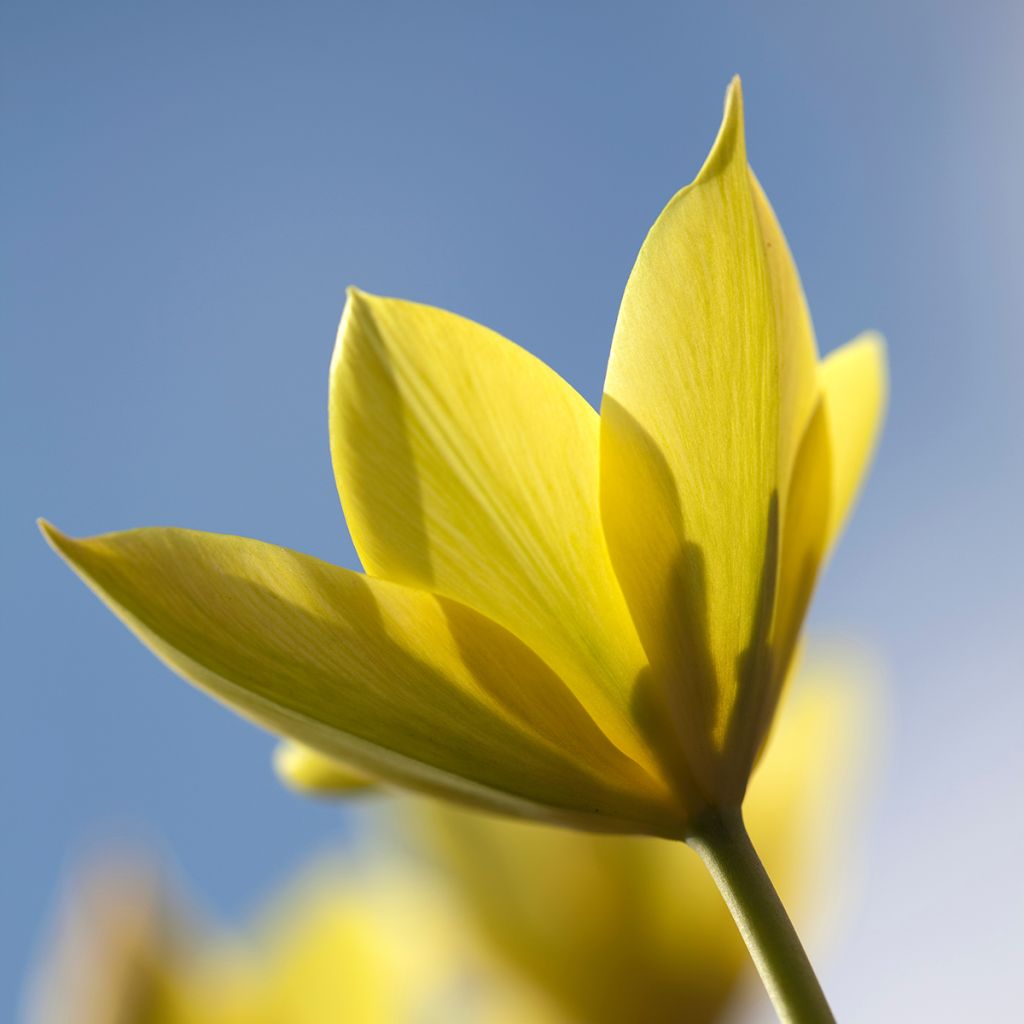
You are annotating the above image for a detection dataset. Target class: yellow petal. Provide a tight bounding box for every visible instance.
[750,334,887,767]
[820,332,888,546]
[750,170,820,495]
[274,742,376,796]
[754,401,832,771]
[330,288,660,777]
[600,78,779,797]
[40,522,679,836]
[775,398,832,655]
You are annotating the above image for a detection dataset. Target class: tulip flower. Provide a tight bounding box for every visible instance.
[43,77,886,1020]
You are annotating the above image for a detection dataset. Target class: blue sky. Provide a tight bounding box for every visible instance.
[3,1,1023,1017]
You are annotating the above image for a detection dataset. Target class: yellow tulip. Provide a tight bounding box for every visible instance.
[41,77,884,838]
[42,78,886,1020]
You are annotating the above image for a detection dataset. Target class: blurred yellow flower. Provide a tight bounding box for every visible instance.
[28,667,872,1024]
[42,78,885,844]
[25,852,548,1024]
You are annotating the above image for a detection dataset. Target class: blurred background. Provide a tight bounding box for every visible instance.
[3,0,1022,1019]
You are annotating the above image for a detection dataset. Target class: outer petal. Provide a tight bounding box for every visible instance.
[600,79,779,798]
[820,332,888,546]
[330,289,662,779]
[41,522,680,836]
[755,401,832,772]
[756,333,887,767]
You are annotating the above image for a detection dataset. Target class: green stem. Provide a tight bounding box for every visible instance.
[687,807,836,1023]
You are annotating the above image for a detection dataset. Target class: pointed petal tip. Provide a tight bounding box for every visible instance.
[340,285,386,326]
[722,73,745,135]
[340,285,368,326]
[344,285,397,313]
[38,518,69,551]
[344,284,371,307]
[335,287,379,366]
[693,76,747,186]
[338,286,400,343]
